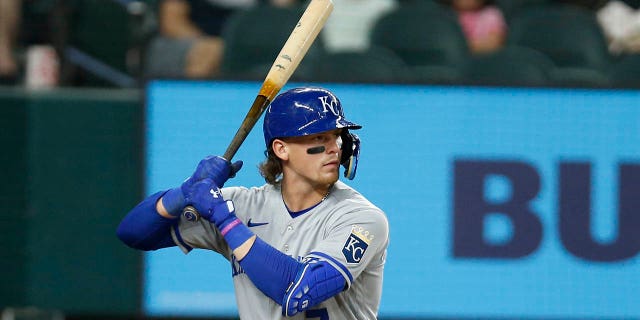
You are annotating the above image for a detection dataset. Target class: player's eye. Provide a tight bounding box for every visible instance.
[306,130,340,144]
[317,133,334,142]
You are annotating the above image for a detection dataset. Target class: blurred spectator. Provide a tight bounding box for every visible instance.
[0,0,64,86]
[145,0,299,80]
[0,0,21,83]
[321,0,398,53]
[596,0,640,54]
[444,0,507,54]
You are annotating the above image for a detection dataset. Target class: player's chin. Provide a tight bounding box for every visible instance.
[319,169,339,184]
[316,166,338,182]
[318,176,339,186]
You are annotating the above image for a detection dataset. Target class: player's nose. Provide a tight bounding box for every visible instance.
[326,136,341,154]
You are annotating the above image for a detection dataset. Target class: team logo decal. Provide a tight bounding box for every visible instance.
[318,95,340,116]
[342,225,374,264]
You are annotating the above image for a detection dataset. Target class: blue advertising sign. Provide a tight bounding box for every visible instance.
[145,81,640,318]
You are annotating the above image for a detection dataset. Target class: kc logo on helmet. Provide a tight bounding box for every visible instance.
[318,95,340,116]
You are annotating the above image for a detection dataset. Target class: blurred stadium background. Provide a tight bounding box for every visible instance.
[2,0,639,319]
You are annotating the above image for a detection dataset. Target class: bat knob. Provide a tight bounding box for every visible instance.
[183,205,200,222]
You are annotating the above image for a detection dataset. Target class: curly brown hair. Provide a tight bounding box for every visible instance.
[258,148,283,185]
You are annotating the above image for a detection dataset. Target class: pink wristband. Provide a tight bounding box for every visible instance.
[220,218,242,236]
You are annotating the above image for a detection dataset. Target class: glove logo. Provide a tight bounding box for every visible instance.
[209,188,222,199]
[342,225,372,264]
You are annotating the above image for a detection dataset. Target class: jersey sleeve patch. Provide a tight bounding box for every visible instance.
[342,224,373,264]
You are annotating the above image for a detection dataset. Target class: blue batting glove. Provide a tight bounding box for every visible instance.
[161,156,243,216]
[184,156,244,191]
[188,179,253,250]
[188,179,231,225]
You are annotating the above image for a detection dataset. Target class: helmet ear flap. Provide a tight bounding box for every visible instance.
[340,130,353,164]
[340,130,360,180]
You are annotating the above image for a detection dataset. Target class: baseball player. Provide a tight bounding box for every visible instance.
[117,87,389,319]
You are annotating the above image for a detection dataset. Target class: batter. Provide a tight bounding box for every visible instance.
[117,87,389,319]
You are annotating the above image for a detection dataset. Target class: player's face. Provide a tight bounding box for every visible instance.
[282,129,342,186]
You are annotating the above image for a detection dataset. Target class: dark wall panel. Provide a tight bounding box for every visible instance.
[0,92,29,306]
[0,88,143,315]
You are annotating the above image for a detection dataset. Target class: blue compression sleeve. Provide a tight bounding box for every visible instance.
[239,237,347,314]
[116,191,177,250]
[238,237,300,303]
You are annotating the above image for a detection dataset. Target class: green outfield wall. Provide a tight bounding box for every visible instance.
[0,87,143,315]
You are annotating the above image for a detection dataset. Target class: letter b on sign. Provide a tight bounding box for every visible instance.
[452,160,543,259]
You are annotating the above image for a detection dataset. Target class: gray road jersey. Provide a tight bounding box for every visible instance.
[171,180,389,320]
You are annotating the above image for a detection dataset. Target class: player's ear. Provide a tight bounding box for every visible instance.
[272,139,289,161]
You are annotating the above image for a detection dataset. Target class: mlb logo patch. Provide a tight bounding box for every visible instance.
[342,225,373,264]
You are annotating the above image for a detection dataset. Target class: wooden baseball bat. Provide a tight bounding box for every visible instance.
[183,0,334,221]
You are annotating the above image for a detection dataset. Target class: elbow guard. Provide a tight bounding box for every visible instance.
[282,260,346,317]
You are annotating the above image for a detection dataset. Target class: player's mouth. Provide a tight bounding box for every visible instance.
[323,160,339,168]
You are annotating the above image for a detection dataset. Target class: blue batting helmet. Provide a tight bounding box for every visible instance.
[263,87,362,147]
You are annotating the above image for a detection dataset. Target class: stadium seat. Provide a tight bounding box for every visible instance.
[608,54,640,88]
[65,0,156,87]
[508,5,611,70]
[406,65,465,85]
[370,2,469,82]
[507,5,612,87]
[548,68,611,87]
[463,45,554,87]
[494,0,551,21]
[310,47,408,83]
[220,4,324,80]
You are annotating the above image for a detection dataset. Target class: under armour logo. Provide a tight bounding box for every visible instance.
[318,95,340,116]
[209,188,222,199]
